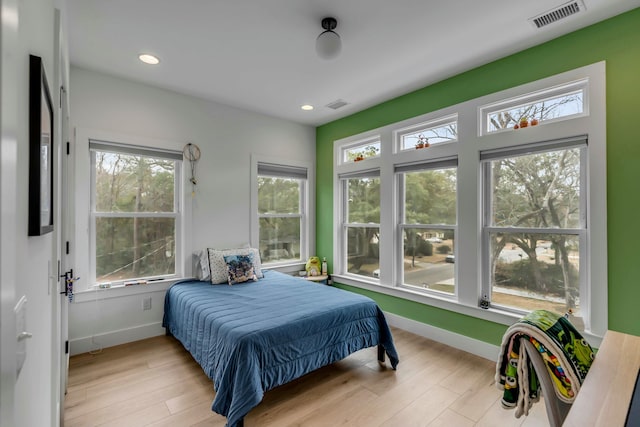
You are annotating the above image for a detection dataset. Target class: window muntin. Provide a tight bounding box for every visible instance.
[343,175,380,279]
[483,142,586,324]
[91,145,180,284]
[342,138,381,163]
[397,116,458,151]
[481,80,587,134]
[398,165,457,294]
[257,175,304,264]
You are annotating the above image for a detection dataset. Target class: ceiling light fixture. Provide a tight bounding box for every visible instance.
[138,53,160,65]
[315,17,341,60]
[301,104,314,111]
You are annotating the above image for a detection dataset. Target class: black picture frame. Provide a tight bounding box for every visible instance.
[28,54,54,236]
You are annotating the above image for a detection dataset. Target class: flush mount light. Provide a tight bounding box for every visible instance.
[315,17,341,60]
[138,53,160,65]
[301,104,314,111]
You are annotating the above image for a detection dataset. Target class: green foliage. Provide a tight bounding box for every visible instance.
[437,245,451,254]
[258,177,303,262]
[404,234,432,256]
[404,168,456,225]
[494,259,578,296]
[94,151,176,282]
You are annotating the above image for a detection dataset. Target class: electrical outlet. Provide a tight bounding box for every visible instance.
[142,297,152,311]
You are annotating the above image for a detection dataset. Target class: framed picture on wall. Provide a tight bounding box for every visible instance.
[28,54,54,236]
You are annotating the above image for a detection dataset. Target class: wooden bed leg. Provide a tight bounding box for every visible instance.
[377,344,385,364]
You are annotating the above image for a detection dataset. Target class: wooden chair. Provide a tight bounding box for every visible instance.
[521,339,572,427]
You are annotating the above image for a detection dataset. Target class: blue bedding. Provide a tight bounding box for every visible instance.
[163,270,398,427]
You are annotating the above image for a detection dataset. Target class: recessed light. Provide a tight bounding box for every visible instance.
[301,104,314,111]
[138,54,160,65]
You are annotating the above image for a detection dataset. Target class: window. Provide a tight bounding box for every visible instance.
[257,162,308,265]
[396,115,458,151]
[480,79,587,134]
[340,171,380,279]
[341,137,381,163]
[332,63,606,339]
[397,159,457,294]
[482,139,586,326]
[90,140,182,284]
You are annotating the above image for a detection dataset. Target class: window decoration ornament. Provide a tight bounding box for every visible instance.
[183,143,201,197]
[315,17,342,60]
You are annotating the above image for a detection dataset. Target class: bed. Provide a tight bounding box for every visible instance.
[162,269,399,427]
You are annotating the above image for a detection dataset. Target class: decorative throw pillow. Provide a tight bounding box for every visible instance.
[223,254,257,285]
[207,247,263,284]
[194,250,211,280]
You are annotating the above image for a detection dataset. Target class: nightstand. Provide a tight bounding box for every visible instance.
[304,275,329,285]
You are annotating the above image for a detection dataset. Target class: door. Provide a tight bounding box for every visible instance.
[54,9,71,425]
[0,0,19,425]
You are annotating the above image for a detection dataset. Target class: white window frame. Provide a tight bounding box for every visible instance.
[479,79,588,135]
[396,158,458,296]
[395,114,458,152]
[332,62,607,344]
[338,170,381,281]
[250,156,313,270]
[73,129,189,293]
[480,138,588,318]
[340,135,381,165]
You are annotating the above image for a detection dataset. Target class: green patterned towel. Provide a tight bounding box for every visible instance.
[495,310,594,418]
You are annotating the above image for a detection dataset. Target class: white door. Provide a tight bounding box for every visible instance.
[0,0,19,425]
[55,9,71,425]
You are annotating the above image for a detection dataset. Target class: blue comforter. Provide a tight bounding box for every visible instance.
[163,270,398,427]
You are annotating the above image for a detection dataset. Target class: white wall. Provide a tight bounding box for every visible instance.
[68,67,315,354]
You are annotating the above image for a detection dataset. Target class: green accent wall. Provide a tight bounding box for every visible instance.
[316,8,640,345]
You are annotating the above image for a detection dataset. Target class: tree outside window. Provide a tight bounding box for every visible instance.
[92,148,179,283]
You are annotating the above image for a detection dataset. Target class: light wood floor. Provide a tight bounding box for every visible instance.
[64,328,549,426]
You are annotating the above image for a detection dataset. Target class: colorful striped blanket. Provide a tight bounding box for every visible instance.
[495,310,594,418]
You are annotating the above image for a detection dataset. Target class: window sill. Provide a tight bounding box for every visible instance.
[330,273,603,347]
[72,278,187,303]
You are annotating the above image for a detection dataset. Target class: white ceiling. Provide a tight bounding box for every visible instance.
[66,0,640,126]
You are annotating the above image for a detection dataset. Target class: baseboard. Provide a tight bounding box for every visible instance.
[69,322,165,356]
[384,311,500,362]
[68,313,499,360]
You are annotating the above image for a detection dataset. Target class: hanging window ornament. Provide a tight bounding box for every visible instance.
[183,143,201,197]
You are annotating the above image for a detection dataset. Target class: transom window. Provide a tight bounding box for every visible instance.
[397,115,458,151]
[481,79,587,134]
[341,137,381,163]
[90,141,182,284]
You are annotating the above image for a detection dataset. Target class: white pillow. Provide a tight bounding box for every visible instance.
[193,250,211,281]
[207,247,263,284]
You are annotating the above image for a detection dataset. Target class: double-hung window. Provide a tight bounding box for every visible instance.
[89,141,182,284]
[256,162,308,265]
[339,170,380,279]
[481,138,586,325]
[397,159,457,294]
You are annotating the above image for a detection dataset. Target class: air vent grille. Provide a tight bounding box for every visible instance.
[326,99,348,110]
[530,1,585,28]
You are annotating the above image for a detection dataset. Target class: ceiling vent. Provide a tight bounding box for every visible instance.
[326,99,349,110]
[529,0,585,29]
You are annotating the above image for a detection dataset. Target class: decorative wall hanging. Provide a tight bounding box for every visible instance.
[28,54,54,236]
[183,142,201,197]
